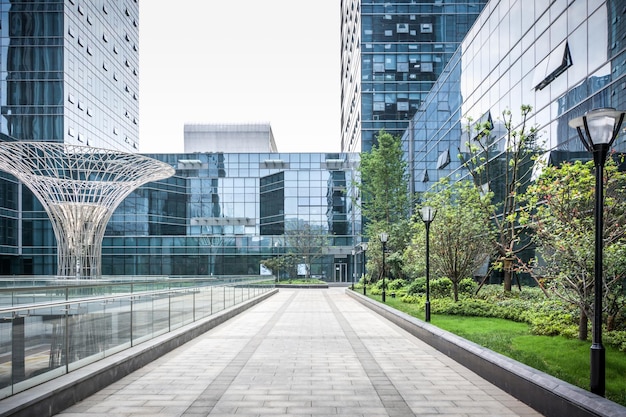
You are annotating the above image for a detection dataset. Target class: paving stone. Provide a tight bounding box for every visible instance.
[55,288,543,417]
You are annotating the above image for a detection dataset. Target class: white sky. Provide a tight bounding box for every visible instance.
[138,1,341,154]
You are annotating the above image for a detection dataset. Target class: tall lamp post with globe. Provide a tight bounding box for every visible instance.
[379,232,389,302]
[418,206,437,322]
[569,107,625,397]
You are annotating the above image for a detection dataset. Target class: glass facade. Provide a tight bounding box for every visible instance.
[0,0,139,273]
[340,0,487,153]
[101,153,361,281]
[405,0,626,195]
[2,153,361,280]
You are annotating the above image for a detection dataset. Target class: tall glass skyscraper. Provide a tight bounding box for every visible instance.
[0,0,139,150]
[340,0,487,152]
[0,0,139,274]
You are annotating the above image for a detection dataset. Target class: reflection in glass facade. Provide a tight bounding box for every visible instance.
[405,0,626,196]
[101,153,361,280]
[0,0,139,274]
[340,0,487,153]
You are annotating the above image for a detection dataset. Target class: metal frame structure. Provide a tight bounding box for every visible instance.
[0,142,174,278]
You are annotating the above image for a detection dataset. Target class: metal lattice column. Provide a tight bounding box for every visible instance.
[0,142,174,278]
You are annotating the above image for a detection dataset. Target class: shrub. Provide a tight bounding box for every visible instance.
[406,278,426,295]
[401,293,422,304]
[458,277,478,296]
[387,278,407,291]
[430,278,452,298]
[604,331,626,352]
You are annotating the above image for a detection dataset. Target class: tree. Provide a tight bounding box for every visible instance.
[414,178,495,301]
[459,105,542,291]
[357,130,411,282]
[520,158,626,340]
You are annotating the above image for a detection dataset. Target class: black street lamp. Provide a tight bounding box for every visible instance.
[418,206,437,322]
[352,248,356,290]
[569,107,625,397]
[361,243,368,295]
[379,232,389,302]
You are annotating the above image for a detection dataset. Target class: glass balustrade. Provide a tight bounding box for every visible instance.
[0,276,273,399]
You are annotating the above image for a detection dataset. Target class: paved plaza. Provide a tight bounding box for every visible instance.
[55,288,543,417]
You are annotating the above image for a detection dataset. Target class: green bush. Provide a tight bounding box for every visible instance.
[430,278,452,298]
[458,277,478,296]
[387,278,407,291]
[406,278,426,295]
[604,331,626,352]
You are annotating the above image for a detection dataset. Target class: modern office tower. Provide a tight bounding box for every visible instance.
[0,0,139,150]
[405,0,626,195]
[340,0,487,153]
[184,123,278,153]
[0,0,139,274]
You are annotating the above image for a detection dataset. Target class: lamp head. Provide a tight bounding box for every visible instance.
[379,232,389,243]
[419,206,437,224]
[568,108,625,151]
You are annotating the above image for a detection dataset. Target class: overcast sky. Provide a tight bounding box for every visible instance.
[138,1,341,154]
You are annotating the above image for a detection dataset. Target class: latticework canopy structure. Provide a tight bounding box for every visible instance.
[0,142,175,278]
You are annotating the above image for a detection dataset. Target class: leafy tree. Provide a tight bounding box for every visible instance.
[410,178,495,301]
[259,256,288,280]
[357,130,411,283]
[459,105,542,291]
[520,158,626,340]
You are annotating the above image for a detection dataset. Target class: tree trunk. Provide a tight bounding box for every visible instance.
[453,282,459,302]
[503,269,512,292]
[503,258,513,292]
[578,310,588,341]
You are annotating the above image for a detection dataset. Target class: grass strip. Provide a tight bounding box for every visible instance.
[375,295,626,406]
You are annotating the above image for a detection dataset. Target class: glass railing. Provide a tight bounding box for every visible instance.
[0,276,274,399]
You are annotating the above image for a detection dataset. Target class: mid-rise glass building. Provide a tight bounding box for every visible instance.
[405,0,626,196]
[340,0,487,153]
[2,152,362,281]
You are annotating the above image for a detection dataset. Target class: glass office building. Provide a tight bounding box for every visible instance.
[405,0,626,195]
[340,0,487,153]
[0,0,139,273]
[102,152,360,280]
[4,152,361,281]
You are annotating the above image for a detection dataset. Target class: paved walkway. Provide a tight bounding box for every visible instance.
[56,288,543,417]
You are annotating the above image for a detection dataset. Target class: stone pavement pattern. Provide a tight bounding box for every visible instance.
[56,288,544,417]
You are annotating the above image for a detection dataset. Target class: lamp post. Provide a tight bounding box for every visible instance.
[569,107,625,397]
[379,232,389,302]
[361,243,368,295]
[419,206,437,322]
[274,241,281,282]
[352,249,356,290]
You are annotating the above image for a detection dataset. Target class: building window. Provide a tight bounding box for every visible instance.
[533,41,572,91]
[437,149,450,169]
[421,62,433,72]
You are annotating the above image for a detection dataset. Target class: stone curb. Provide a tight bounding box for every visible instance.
[0,289,278,417]
[346,289,626,417]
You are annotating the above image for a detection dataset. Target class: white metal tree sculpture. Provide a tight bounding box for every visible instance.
[0,142,175,278]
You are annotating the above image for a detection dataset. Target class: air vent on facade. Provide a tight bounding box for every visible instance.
[261,159,289,169]
[324,159,346,170]
[397,23,409,33]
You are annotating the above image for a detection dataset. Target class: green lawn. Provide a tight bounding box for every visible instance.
[374,295,626,406]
